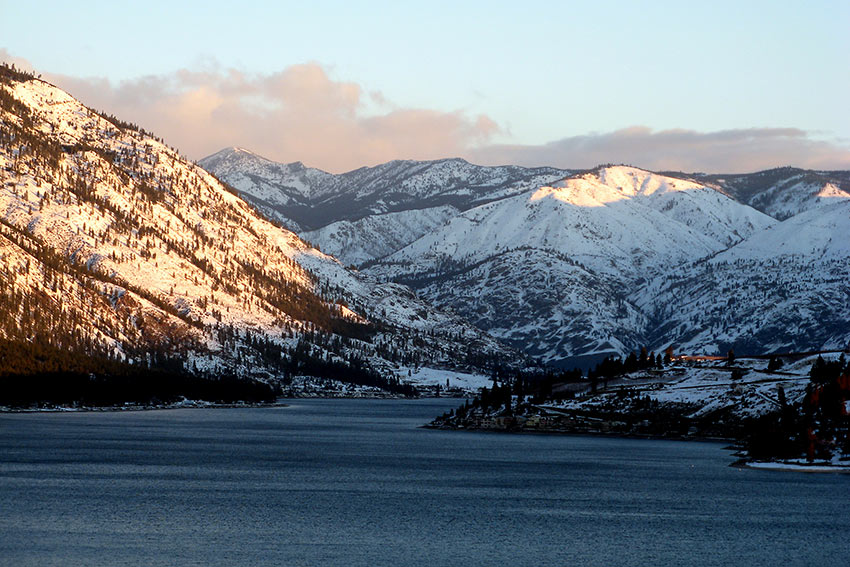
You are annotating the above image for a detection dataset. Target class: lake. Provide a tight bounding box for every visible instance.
[1,399,847,566]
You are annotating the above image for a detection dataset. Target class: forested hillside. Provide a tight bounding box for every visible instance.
[0,64,517,405]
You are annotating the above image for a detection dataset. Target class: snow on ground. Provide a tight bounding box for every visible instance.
[715,199,850,262]
[548,355,829,420]
[282,376,395,398]
[302,205,458,266]
[402,366,492,391]
[746,454,850,473]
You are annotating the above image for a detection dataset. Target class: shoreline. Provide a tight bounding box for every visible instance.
[0,393,437,413]
[0,400,290,413]
[426,423,850,473]
[731,457,850,473]
[422,422,737,445]
[8,399,849,474]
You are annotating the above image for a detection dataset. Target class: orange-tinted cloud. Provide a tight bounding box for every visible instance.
[30,58,501,173]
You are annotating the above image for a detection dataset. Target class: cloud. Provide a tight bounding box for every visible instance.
[0,48,35,73]
[26,59,501,173]
[469,126,850,173]
[2,50,848,173]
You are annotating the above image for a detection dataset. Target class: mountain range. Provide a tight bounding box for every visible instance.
[202,148,850,368]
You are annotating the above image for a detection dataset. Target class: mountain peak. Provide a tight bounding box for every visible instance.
[202,146,268,163]
[570,164,710,200]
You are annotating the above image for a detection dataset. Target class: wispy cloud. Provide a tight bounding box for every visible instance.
[19,56,500,173]
[2,50,848,173]
[470,126,850,173]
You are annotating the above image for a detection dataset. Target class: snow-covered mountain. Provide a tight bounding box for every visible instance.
[366,166,776,366]
[372,166,773,280]
[199,147,571,263]
[205,147,850,368]
[198,148,333,233]
[685,167,850,220]
[644,198,850,355]
[0,66,518,391]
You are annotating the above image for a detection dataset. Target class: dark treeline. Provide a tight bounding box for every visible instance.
[448,345,665,418]
[0,338,276,407]
[747,355,850,461]
[588,347,665,381]
[0,63,36,83]
[280,338,416,396]
[445,366,580,420]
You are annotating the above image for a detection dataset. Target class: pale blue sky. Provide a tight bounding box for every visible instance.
[1,0,848,171]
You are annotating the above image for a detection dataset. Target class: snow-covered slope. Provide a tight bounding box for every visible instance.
[399,247,648,368]
[748,179,849,220]
[359,167,775,366]
[715,199,850,261]
[643,199,850,355]
[301,205,458,266]
[200,147,571,242]
[0,67,518,388]
[695,167,850,220]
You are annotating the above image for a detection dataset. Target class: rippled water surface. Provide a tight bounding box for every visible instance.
[1,399,848,566]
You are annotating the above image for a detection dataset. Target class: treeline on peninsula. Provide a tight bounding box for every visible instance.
[437,350,850,465]
[439,352,655,425]
[747,355,850,461]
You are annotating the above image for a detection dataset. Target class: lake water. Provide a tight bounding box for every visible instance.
[1,399,847,566]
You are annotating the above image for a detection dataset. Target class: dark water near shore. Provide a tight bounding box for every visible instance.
[1,399,847,566]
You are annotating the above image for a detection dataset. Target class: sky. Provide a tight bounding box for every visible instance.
[1,0,848,173]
